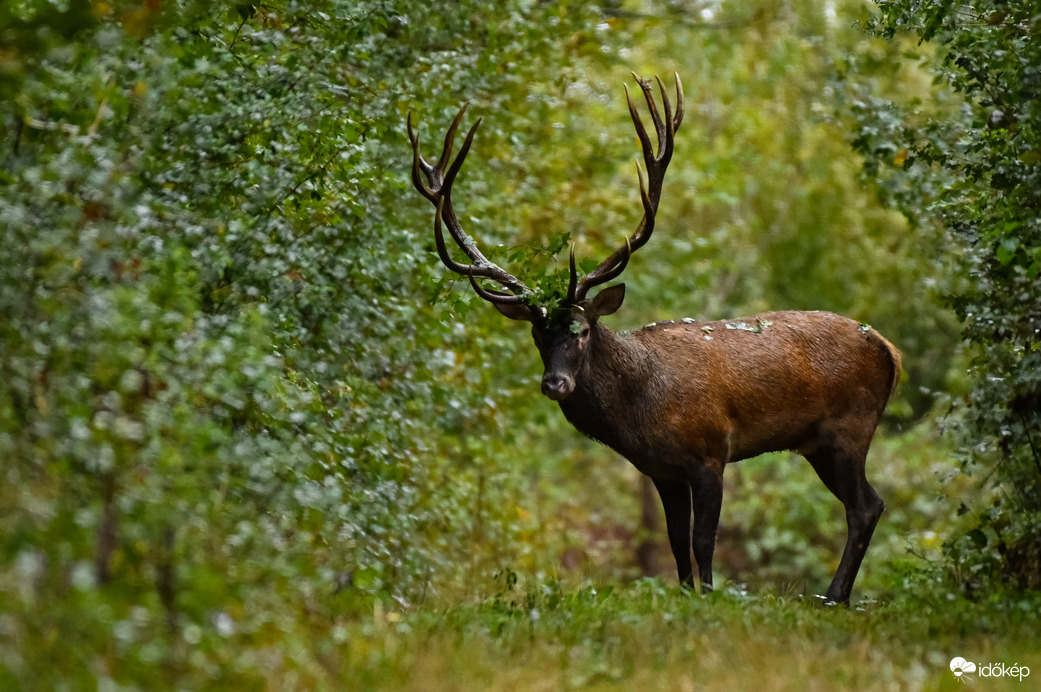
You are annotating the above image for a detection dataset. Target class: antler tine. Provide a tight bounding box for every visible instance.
[633,72,666,155]
[624,83,655,169]
[442,117,481,196]
[407,111,435,202]
[468,268,528,305]
[566,243,579,302]
[637,161,653,223]
[574,73,682,302]
[437,103,470,171]
[672,72,685,132]
[654,74,673,144]
[588,235,632,286]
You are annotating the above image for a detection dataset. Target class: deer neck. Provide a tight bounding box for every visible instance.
[558,324,655,451]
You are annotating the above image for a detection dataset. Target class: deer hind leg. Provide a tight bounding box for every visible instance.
[805,436,885,605]
[688,463,724,593]
[651,476,693,587]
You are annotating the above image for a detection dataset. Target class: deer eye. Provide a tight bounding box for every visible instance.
[569,321,589,337]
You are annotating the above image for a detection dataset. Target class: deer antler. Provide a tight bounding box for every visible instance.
[569,73,684,303]
[407,106,530,304]
[408,72,682,310]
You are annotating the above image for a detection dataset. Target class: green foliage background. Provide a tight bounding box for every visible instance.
[0,0,1035,688]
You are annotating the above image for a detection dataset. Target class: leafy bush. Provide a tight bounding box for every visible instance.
[844,0,1041,589]
[0,0,599,684]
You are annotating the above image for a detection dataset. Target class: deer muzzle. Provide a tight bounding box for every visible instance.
[541,373,575,401]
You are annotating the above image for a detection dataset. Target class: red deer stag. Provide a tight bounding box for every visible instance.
[406,74,901,604]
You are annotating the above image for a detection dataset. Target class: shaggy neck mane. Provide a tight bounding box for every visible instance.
[557,323,656,452]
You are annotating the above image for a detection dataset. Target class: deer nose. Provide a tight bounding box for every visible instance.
[541,374,574,401]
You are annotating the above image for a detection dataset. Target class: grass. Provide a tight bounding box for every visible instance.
[5,570,1039,690]
[277,579,1040,691]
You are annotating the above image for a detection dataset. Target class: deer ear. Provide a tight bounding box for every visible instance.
[493,301,535,322]
[588,283,625,318]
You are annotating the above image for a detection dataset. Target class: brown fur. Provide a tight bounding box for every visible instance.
[564,311,899,475]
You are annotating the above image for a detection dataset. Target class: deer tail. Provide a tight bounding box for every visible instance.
[875,331,903,400]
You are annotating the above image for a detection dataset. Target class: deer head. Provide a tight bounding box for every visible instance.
[407,73,683,400]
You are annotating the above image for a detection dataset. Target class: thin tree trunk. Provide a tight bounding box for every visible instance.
[636,474,661,576]
[95,475,117,585]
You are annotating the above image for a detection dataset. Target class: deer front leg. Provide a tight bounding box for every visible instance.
[688,463,724,592]
[651,476,693,587]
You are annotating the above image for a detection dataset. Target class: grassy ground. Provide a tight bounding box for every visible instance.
[282,580,1040,691]
[6,571,1039,690]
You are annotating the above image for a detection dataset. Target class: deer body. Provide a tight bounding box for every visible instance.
[407,74,900,604]
[559,311,899,478]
